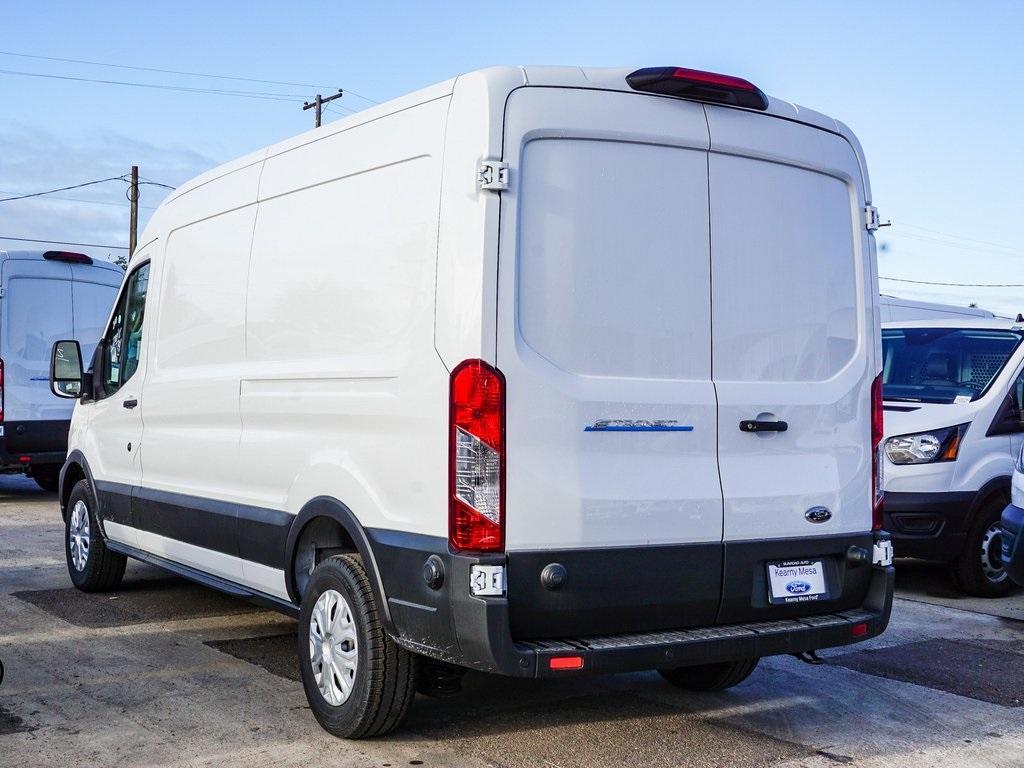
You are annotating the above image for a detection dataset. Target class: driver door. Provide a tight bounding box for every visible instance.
[86,259,152,546]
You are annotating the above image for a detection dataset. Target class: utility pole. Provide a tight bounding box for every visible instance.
[128,165,139,257]
[302,89,344,128]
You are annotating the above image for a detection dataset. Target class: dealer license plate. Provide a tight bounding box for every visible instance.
[767,559,827,604]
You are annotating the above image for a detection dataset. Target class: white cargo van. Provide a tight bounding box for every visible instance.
[50,65,894,738]
[0,249,121,490]
[879,295,997,323]
[882,318,1024,596]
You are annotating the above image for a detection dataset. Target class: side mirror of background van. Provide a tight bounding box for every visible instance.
[50,340,84,399]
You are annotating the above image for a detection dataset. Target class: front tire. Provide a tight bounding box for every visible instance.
[950,498,1016,598]
[65,480,126,592]
[297,554,418,738]
[659,658,759,691]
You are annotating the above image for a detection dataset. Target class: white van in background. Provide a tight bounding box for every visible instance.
[880,295,998,323]
[882,318,1024,596]
[50,65,893,738]
[0,249,121,490]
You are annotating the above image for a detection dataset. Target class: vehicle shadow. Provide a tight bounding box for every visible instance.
[0,473,54,501]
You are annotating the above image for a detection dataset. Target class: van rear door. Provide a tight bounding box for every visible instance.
[705,107,878,622]
[1,259,75,433]
[496,87,722,638]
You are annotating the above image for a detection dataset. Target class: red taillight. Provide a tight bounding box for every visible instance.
[871,373,884,530]
[449,359,505,552]
[626,66,769,110]
[548,655,584,671]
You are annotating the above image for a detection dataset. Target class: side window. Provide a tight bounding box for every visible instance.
[99,263,150,398]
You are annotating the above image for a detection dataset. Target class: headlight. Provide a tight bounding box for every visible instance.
[885,424,969,465]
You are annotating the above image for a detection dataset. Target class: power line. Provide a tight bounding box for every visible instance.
[0,177,126,203]
[0,235,128,250]
[880,276,1024,288]
[0,49,378,103]
[0,49,378,101]
[0,189,157,210]
[0,67,306,101]
[898,222,1022,254]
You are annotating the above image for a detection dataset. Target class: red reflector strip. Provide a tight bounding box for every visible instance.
[851,622,869,638]
[548,655,584,671]
[19,456,31,463]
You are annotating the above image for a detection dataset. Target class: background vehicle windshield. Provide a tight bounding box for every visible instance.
[882,327,1023,404]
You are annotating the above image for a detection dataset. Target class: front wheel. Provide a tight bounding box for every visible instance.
[65,480,126,591]
[297,554,418,738]
[659,658,759,691]
[951,499,1016,598]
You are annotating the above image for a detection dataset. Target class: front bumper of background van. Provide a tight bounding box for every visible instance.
[883,490,975,560]
[369,530,895,678]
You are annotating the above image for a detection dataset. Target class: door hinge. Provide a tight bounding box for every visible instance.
[864,205,880,231]
[478,160,509,192]
[0,286,5,298]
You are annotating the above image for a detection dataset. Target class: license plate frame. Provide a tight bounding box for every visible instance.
[766,559,828,604]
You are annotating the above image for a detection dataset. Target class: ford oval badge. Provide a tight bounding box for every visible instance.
[805,506,832,524]
[786,580,813,594]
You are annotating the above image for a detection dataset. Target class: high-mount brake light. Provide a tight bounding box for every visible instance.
[449,359,506,552]
[871,374,884,530]
[625,66,769,111]
[43,250,93,265]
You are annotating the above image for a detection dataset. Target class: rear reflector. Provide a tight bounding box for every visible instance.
[626,66,769,110]
[851,622,869,638]
[43,250,93,265]
[548,656,584,671]
[19,456,30,463]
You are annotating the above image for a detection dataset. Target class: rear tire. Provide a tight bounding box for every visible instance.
[950,498,1016,598]
[32,464,60,493]
[659,658,759,691]
[297,554,418,738]
[65,479,126,592]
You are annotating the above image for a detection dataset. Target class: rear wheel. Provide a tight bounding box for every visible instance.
[32,464,60,493]
[950,498,1016,598]
[65,480,126,592]
[297,554,418,738]
[659,658,759,691]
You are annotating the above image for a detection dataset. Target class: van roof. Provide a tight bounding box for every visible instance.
[0,248,125,274]
[161,65,870,211]
[883,318,1024,331]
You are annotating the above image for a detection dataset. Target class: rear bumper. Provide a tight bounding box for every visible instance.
[883,490,974,560]
[0,419,70,468]
[1001,504,1024,586]
[368,530,894,678]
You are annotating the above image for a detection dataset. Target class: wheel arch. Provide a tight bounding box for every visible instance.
[284,496,395,632]
[59,450,96,522]
[969,475,1012,524]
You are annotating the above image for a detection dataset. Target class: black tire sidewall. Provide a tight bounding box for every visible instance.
[297,556,377,737]
[65,480,104,589]
[958,499,1015,597]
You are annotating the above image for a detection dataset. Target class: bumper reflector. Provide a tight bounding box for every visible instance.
[851,622,869,638]
[549,655,584,671]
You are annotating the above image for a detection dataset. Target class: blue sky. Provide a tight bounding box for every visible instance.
[1,1,1022,314]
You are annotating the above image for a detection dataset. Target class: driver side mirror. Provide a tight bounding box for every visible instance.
[50,340,84,399]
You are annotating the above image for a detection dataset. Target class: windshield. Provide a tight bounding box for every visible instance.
[882,327,1023,404]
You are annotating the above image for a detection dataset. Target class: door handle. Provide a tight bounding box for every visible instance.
[740,419,788,433]
[122,398,138,409]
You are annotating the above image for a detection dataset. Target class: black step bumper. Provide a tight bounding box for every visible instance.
[0,419,70,468]
[367,529,895,678]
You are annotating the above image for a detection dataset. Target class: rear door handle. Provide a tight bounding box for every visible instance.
[740,419,787,433]
[122,398,138,410]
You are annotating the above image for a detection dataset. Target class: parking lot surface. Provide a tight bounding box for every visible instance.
[1,475,1022,768]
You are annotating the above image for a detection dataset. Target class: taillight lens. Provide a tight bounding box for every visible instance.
[449,359,505,552]
[871,373,884,530]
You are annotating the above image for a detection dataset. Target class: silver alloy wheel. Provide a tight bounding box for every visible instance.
[68,500,90,572]
[309,588,358,706]
[980,523,1006,583]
